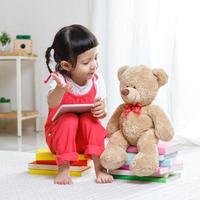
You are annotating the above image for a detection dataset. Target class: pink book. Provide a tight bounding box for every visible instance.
[127,141,181,155]
[118,162,183,177]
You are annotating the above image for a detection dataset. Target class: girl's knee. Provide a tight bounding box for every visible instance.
[56,113,79,127]
[79,112,97,123]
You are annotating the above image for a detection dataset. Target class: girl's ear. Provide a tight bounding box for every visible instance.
[60,60,72,71]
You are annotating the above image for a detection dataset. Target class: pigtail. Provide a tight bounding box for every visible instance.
[45,46,53,73]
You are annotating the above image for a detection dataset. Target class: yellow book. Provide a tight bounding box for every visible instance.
[36,148,87,161]
[28,166,91,177]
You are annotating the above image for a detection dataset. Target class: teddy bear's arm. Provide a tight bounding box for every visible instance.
[148,105,174,141]
[106,104,124,138]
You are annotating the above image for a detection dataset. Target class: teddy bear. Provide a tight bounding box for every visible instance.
[100,64,174,176]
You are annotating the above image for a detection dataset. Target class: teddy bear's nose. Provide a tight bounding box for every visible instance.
[121,89,129,96]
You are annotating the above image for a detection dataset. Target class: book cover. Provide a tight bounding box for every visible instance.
[111,162,183,177]
[52,104,94,121]
[28,166,91,177]
[160,157,177,167]
[36,148,88,161]
[112,173,181,183]
[127,141,181,155]
[28,161,92,171]
[35,159,90,166]
[125,152,178,165]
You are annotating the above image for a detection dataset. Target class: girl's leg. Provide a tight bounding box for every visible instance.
[92,155,113,183]
[45,113,79,185]
[54,162,72,185]
[77,113,113,183]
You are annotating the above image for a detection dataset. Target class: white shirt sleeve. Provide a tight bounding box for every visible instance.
[95,73,106,100]
[48,72,107,100]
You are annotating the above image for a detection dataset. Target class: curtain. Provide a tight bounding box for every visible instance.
[89,0,200,144]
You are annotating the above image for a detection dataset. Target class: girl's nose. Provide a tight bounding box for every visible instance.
[90,60,98,69]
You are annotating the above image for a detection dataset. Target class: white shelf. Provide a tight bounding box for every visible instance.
[0,55,39,136]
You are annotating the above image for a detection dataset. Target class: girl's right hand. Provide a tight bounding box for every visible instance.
[50,73,73,93]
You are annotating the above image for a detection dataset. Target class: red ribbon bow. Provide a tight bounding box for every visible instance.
[124,103,142,117]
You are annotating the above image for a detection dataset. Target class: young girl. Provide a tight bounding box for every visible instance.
[44,24,113,185]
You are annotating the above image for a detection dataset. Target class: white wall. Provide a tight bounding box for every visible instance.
[0,0,90,129]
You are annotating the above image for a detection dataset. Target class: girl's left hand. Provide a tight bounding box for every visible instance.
[91,98,107,119]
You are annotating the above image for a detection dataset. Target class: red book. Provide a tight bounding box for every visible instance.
[127,141,181,155]
[36,160,89,166]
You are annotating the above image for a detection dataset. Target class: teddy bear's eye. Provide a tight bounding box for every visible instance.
[133,86,136,89]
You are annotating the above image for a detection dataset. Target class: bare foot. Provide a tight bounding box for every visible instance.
[54,163,73,185]
[96,170,113,184]
[92,155,113,184]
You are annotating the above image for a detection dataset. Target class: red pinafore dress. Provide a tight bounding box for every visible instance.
[44,75,107,166]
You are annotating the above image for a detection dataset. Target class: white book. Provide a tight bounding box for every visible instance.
[52,104,94,121]
[28,162,91,171]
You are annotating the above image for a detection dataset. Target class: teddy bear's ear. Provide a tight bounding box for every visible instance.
[152,68,168,87]
[118,65,129,80]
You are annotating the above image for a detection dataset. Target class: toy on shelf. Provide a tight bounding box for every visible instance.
[14,35,32,55]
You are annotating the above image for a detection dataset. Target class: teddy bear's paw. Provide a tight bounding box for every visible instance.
[129,154,158,176]
[130,166,157,177]
[100,146,127,170]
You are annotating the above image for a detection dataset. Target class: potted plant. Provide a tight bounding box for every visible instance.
[0,97,11,113]
[0,32,11,52]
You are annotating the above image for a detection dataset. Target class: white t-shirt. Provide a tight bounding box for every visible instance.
[48,72,106,100]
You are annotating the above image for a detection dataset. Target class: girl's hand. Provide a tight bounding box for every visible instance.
[91,98,107,119]
[51,73,73,93]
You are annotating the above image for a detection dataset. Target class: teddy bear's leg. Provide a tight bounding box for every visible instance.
[130,129,159,176]
[100,130,129,170]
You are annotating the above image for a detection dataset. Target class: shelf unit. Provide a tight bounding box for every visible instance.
[0,54,39,136]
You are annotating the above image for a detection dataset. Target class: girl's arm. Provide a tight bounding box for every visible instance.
[47,73,72,108]
[48,86,65,108]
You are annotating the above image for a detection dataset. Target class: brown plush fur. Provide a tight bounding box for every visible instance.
[100,65,174,176]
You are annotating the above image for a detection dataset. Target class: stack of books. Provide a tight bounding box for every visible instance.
[110,141,183,183]
[28,148,92,177]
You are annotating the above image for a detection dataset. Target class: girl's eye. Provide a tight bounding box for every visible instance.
[83,62,89,65]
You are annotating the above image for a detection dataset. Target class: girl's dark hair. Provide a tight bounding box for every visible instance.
[45,24,98,75]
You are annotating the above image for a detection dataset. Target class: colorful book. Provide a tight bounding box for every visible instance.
[36,148,88,161]
[159,157,177,167]
[125,152,178,165]
[159,152,178,161]
[112,173,181,183]
[35,159,90,166]
[28,166,91,177]
[116,162,183,177]
[28,161,92,171]
[127,141,181,155]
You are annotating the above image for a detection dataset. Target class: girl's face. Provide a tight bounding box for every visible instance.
[70,47,98,86]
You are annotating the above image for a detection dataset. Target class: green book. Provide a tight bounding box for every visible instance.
[113,173,180,183]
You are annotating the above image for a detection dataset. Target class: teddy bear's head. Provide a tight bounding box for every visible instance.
[118,65,168,106]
